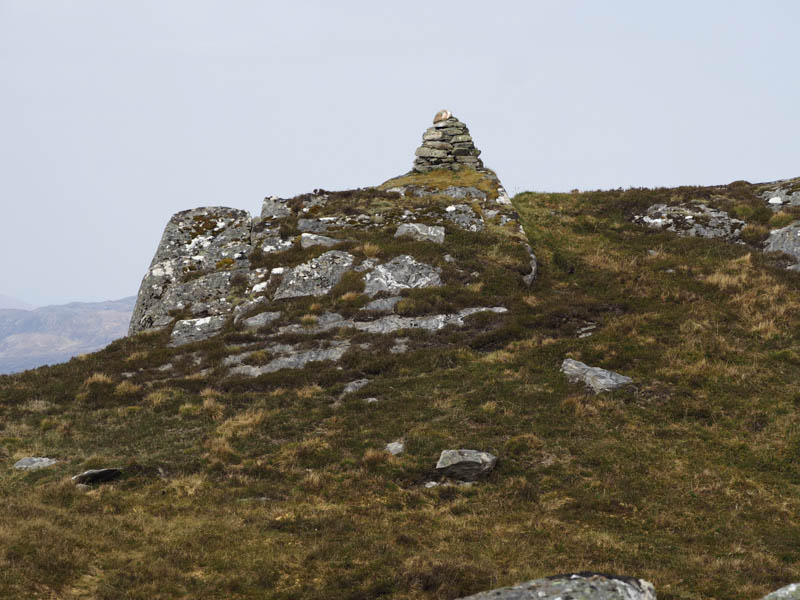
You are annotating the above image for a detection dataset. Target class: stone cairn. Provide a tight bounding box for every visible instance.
[413,109,484,173]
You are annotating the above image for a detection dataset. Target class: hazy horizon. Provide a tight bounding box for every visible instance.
[2,1,799,306]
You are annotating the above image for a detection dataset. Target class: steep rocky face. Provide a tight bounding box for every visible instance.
[129,120,536,376]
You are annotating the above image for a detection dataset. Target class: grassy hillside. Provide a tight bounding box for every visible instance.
[1,177,799,599]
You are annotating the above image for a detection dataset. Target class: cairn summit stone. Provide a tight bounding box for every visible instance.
[413,111,485,173]
[436,449,497,481]
[456,573,656,600]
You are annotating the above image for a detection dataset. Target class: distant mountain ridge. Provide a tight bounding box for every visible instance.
[0,294,34,310]
[0,296,135,374]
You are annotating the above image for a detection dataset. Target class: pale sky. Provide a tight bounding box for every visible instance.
[2,1,798,306]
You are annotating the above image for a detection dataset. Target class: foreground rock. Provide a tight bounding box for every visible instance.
[457,573,656,600]
[72,468,122,485]
[436,449,497,481]
[633,203,745,240]
[763,584,800,599]
[561,359,634,393]
[764,222,800,270]
[13,457,57,471]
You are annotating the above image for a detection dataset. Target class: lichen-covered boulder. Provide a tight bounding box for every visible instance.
[436,449,497,481]
[456,573,656,600]
[273,251,355,300]
[129,207,252,335]
[763,583,800,600]
[363,255,441,296]
[561,359,633,393]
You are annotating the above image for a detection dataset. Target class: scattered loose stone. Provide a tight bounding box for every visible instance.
[13,457,57,471]
[435,449,497,481]
[72,468,122,485]
[561,358,633,393]
[456,573,656,600]
[363,255,441,296]
[364,397,380,404]
[169,315,228,347]
[385,441,405,455]
[763,583,800,600]
[394,223,445,244]
[273,251,355,299]
[299,232,341,249]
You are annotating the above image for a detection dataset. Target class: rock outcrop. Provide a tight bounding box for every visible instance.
[413,110,484,173]
[764,222,800,270]
[633,203,745,240]
[128,113,537,380]
[457,573,656,600]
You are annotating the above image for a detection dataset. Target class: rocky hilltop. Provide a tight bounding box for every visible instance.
[129,112,536,375]
[3,112,800,600]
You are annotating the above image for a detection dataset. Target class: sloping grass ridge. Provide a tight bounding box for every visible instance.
[1,177,799,599]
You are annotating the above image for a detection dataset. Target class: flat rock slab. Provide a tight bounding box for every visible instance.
[395,223,445,244]
[456,573,656,600]
[72,468,122,485]
[14,457,57,471]
[363,255,441,297]
[170,315,228,347]
[228,341,350,377]
[436,449,497,481]
[763,584,800,600]
[561,358,633,394]
[273,251,355,300]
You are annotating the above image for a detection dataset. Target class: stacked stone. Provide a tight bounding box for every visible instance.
[413,110,484,173]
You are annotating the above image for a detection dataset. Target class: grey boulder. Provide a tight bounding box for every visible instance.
[363,255,441,297]
[764,221,800,269]
[72,468,122,485]
[456,573,656,600]
[436,449,497,481]
[14,457,57,471]
[561,358,633,393]
[395,223,445,244]
[385,441,405,455]
[261,196,291,219]
[763,584,800,600]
